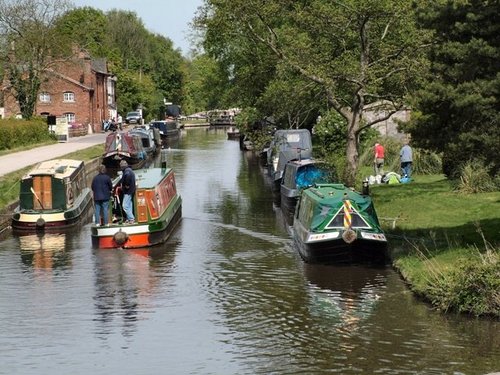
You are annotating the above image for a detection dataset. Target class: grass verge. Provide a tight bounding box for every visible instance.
[371,174,500,317]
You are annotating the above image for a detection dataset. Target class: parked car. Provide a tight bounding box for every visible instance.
[125,111,142,124]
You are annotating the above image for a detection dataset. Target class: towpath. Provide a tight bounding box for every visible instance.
[0,132,107,177]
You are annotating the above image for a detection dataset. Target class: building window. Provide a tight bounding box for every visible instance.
[39,92,51,103]
[64,113,76,123]
[63,91,75,102]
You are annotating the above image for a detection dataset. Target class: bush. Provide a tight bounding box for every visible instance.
[427,251,499,316]
[0,118,55,150]
[455,159,498,193]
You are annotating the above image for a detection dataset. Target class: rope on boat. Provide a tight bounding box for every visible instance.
[343,199,352,229]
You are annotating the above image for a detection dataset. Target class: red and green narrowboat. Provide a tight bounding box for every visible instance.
[102,131,148,169]
[292,183,388,264]
[12,159,92,231]
[91,165,182,249]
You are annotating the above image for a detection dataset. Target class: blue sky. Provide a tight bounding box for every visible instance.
[70,0,203,56]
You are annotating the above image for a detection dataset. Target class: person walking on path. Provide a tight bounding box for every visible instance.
[400,140,413,178]
[91,164,113,226]
[374,142,385,176]
[119,159,136,224]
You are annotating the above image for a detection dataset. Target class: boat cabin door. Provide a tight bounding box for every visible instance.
[32,176,53,209]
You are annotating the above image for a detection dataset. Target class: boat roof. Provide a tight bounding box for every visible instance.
[286,158,321,168]
[129,167,174,189]
[129,127,151,136]
[303,183,372,207]
[25,159,84,179]
[272,129,313,153]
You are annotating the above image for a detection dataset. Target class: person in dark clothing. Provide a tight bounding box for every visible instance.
[119,160,136,223]
[91,164,113,226]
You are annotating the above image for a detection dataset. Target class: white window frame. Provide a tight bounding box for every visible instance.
[63,91,75,102]
[39,92,51,103]
[64,113,76,124]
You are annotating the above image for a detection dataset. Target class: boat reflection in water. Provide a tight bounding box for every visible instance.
[92,242,179,341]
[303,263,387,331]
[17,232,71,270]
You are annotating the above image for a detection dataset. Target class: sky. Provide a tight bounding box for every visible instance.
[70,0,203,56]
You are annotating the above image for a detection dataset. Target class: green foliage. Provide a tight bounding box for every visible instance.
[455,159,498,194]
[183,54,232,113]
[235,107,260,135]
[0,119,56,151]
[407,0,500,179]
[195,0,432,185]
[0,0,74,119]
[54,6,108,57]
[441,253,499,316]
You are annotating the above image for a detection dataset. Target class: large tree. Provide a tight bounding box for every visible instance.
[196,0,431,185]
[405,0,500,178]
[0,0,72,119]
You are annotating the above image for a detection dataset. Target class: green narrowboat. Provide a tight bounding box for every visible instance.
[292,183,388,264]
[12,159,92,231]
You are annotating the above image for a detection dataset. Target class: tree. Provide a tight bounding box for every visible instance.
[404,0,500,178]
[0,0,72,119]
[54,6,108,58]
[196,0,431,185]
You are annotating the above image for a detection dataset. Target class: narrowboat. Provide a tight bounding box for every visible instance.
[12,159,92,231]
[91,164,182,249]
[102,131,148,169]
[267,129,312,192]
[150,120,180,147]
[128,126,161,155]
[280,159,334,221]
[292,184,388,264]
[227,126,240,140]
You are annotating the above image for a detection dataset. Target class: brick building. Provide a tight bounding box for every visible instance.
[2,48,116,133]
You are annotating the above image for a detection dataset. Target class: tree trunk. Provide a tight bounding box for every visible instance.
[345,111,360,187]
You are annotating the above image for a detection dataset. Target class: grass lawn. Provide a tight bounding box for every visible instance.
[370,174,499,316]
[371,174,499,245]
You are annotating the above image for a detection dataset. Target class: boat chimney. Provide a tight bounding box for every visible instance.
[362,178,370,195]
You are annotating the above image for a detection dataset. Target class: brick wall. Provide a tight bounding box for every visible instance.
[2,49,113,134]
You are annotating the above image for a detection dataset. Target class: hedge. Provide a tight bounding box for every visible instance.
[0,118,56,151]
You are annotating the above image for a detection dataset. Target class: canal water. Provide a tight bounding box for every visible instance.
[0,128,498,375]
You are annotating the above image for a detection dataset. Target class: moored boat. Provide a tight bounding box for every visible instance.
[280,158,334,221]
[150,119,180,147]
[292,183,388,264]
[91,164,182,249]
[128,126,160,155]
[227,126,240,140]
[102,131,148,169]
[267,129,312,193]
[11,159,92,231]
